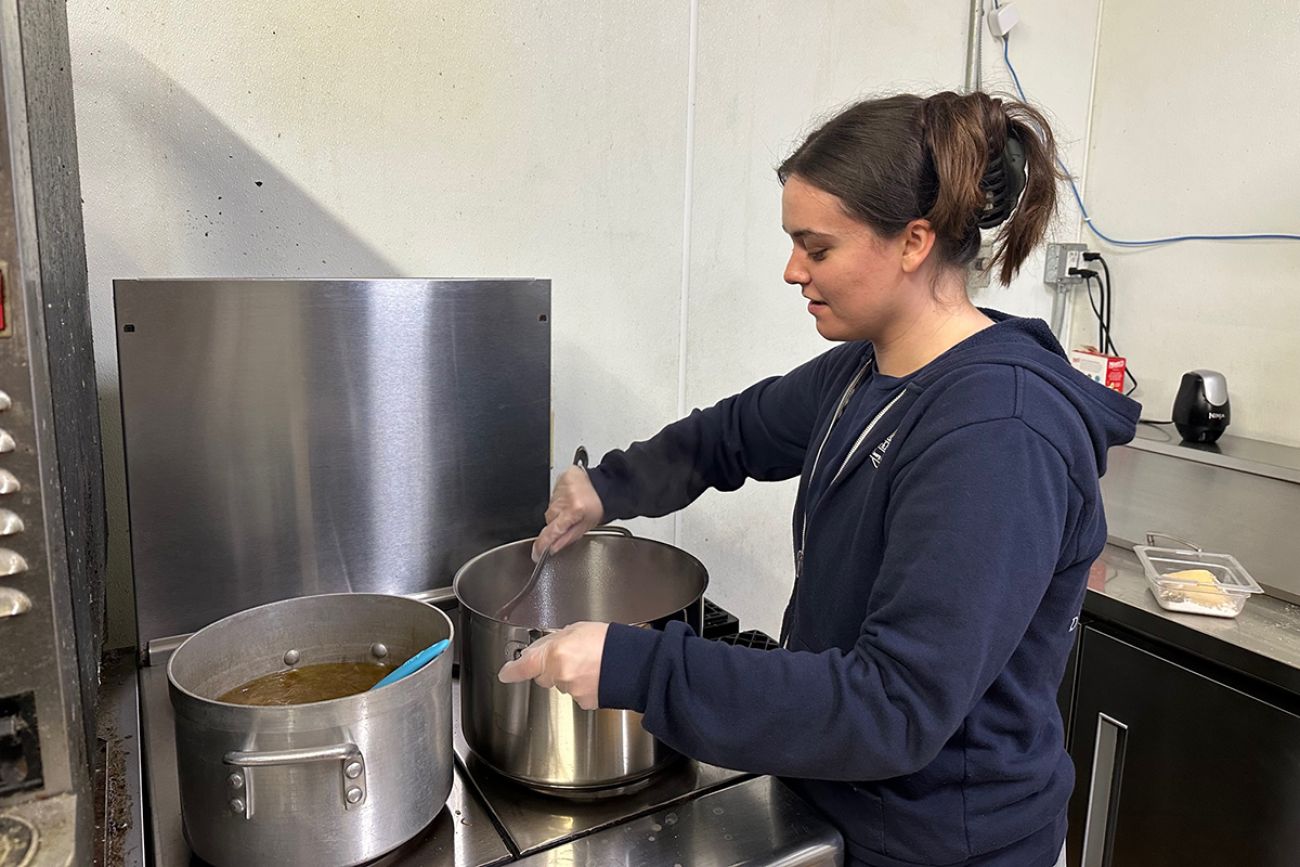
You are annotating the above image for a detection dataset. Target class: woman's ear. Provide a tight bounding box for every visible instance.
[899,218,938,274]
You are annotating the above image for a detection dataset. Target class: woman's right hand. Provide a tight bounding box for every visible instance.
[532,464,605,560]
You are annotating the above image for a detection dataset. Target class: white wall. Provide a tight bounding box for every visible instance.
[1069,0,1300,446]
[973,0,1102,328]
[676,4,966,637]
[680,0,1104,637]
[68,1,1103,647]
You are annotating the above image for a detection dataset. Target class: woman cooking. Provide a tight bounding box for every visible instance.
[497,90,1140,867]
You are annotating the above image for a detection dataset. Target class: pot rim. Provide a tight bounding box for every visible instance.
[452,531,708,627]
[167,591,454,710]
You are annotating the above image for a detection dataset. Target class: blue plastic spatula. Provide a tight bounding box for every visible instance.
[370,639,451,690]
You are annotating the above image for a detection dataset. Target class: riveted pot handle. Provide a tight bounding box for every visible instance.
[223,742,367,819]
[225,743,360,767]
[504,628,547,664]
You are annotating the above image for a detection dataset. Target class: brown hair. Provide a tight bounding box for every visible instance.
[778,91,1063,286]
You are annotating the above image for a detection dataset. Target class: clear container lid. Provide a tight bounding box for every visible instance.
[1134,533,1264,598]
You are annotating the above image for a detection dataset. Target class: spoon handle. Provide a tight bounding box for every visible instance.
[495,447,588,621]
[371,638,451,690]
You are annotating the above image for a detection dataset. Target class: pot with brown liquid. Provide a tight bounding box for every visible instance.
[218,662,393,706]
[167,592,453,867]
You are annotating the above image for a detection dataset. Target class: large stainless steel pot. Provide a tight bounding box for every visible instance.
[454,527,707,794]
[168,593,454,867]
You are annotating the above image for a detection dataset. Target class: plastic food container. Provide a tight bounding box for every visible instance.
[1135,533,1263,618]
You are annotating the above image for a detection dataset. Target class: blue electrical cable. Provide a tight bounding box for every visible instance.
[991,5,1300,246]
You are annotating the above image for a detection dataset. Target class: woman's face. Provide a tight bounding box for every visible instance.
[781,175,918,342]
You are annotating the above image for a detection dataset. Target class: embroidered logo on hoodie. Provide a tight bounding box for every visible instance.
[869,430,898,468]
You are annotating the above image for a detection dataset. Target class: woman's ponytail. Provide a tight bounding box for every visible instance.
[780,90,1064,286]
[922,91,1063,285]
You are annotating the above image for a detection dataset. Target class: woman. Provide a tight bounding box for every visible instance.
[498,91,1140,867]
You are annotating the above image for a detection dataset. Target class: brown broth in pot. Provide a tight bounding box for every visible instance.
[217,661,391,706]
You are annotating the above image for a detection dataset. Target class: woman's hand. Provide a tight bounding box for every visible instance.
[497,622,609,710]
[532,464,604,560]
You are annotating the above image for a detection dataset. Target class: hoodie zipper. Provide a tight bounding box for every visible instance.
[787,361,908,645]
[827,389,908,487]
[796,359,873,583]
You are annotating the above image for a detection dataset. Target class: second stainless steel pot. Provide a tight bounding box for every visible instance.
[454,528,707,794]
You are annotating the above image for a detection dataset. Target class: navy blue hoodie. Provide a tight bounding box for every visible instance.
[590,312,1140,867]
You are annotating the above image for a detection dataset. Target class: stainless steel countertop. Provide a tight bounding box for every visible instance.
[458,751,749,859]
[510,775,842,867]
[1126,424,1300,485]
[1087,544,1300,691]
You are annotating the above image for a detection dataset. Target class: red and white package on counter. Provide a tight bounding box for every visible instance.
[1069,347,1126,392]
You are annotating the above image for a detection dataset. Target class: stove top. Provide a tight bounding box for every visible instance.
[448,682,747,858]
[125,619,842,866]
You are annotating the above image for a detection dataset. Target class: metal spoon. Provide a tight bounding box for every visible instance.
[496,447,589,622]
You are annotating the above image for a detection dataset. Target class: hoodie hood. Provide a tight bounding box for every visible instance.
[906,309,1141,474]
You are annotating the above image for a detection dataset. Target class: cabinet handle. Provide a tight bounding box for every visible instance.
[1082,712,1128,867]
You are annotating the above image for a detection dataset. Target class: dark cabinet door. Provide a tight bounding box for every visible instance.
[1068,627,1300,867]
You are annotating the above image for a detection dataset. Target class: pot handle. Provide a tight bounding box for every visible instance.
[586,525,632,538]
[223,742,367,819]
[504,628,548,664]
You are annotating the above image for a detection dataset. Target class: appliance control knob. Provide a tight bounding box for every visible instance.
[0,511,22,536]
[0,587,31,618]
[0,549,27,576]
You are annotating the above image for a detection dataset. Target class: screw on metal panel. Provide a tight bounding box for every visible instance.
[282,649,300,665]
[344,762,363,780]
[370,643,388,659]
[345,787,364,805]
[230,799,245,814]
[228,773,244,790]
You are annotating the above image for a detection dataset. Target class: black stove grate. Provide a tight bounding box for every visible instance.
[701,598,740,640]
[719,630,780,651]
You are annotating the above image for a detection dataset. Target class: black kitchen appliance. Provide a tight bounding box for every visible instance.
[1173,369,1231,444]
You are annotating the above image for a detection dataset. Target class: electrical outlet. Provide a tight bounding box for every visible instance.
[1042,242,1087,285]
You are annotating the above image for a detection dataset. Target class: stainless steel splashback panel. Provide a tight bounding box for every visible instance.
[1102,426,1300,605]
[115,278,550,646]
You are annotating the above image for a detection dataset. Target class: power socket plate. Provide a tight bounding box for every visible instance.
[1043,242,1087,285]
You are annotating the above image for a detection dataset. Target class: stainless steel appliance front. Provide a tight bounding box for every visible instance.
[0,1,105,862]
[114,278,551,647]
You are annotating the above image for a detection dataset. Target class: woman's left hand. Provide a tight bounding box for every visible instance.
[497,621,609,710]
